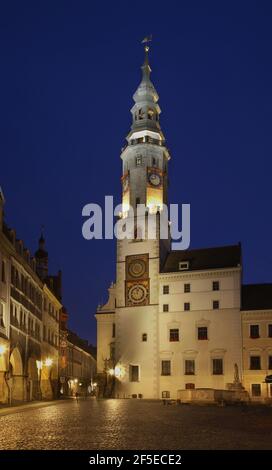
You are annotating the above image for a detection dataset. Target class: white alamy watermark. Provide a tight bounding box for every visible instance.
[82,196,190,250]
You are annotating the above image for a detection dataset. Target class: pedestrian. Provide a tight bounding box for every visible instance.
[75,391,79,403]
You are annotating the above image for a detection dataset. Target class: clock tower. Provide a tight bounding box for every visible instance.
[114,44,171,398]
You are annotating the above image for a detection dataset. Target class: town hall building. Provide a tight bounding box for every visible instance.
[96,45,272,402]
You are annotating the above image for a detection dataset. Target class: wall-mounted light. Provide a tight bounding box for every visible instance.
[44,358,53,367]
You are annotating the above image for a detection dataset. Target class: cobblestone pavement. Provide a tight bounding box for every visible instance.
[0,399,271,450]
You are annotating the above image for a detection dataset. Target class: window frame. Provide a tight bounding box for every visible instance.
[212,358,223,375]
[161,360,171,376]
[129,364,139,382]
[142,333,147,342]
[197,326,208,340]
[212,281,220,291]
[251,384,261,397]
[213,300,220,310]
[250,355,261,370]
[169,328,179,342]
[185,359,195,375]
[250,324,260,339]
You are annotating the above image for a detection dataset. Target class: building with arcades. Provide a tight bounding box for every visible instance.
[0,188,62,403]
[96,46,272,402]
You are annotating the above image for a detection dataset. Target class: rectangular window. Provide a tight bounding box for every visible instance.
[185,360,195,375]
[135,197,140,206]
[268,324,272,338]
[213,300,219,310]
[162,390,170,398]
[0,303,5,327]
[1,261,6,283]
[129,365,139,382]
[250,356,261,370]
[142,333,147,342]
[169,328,179,342]
[212,358,223,375]
[213,281,220,291]
[250,325,259,339]
[163,304,169,312]
[136,156,142,166]
[184,302,190,311]
[185,383,195,390]
[184,283,190,293]
[112,323,116,338]
[161,360,171,376]
[198,326,208,340]
[163,285,169,295]
[251,384,261,397]
[269,356,272,370]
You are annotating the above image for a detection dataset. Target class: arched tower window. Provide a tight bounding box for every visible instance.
[138,108,144,120]
[147,108,154,120]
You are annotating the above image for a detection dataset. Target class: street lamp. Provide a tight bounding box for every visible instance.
[0,344,7,355]
[44,357,53,367]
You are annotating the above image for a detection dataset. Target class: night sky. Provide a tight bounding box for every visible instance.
[1,1,272,345]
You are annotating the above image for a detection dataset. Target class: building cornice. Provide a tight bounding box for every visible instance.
[242,310,272,320]
[159,267,241,281]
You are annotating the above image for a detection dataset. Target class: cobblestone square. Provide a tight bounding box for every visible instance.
[0,399,272,450]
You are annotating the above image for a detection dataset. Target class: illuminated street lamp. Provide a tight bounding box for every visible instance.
[0,344,7,355]
[44,357,53,367]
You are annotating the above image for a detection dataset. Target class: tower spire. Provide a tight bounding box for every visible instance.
[127,35,164,142]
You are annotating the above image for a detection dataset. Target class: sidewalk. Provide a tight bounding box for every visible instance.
[0,399,68,417]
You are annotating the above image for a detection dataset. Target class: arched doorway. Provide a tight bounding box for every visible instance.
[9,347,24,402]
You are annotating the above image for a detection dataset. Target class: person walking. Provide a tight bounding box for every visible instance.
[75,391,79,403]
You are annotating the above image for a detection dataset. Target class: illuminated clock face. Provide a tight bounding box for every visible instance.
[149,173,161,187]
[122,177,129,192]
[128,284,147,304]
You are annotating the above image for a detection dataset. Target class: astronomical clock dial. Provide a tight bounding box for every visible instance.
[128,284,148,304]
[148,172,161,187]
[128,259,146,279]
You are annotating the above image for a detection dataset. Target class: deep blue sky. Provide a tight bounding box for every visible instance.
[1,1,272,344]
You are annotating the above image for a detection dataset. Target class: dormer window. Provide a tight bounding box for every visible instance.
[178,261,189,271]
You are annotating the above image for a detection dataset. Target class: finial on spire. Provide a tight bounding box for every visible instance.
[141,35,152,78]
[142,35,152,62]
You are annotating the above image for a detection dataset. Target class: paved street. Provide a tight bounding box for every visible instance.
[0,399,271,450]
